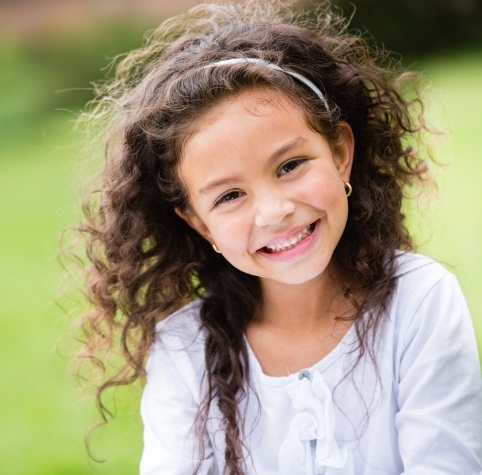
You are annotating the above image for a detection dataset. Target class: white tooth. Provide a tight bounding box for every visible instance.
[265,225,314,252]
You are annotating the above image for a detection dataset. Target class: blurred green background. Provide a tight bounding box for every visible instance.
[1,0,481,474]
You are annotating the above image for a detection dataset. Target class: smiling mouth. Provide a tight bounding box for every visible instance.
[260,222,316,254]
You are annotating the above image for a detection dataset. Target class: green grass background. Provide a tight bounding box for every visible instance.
[0,30,481,474]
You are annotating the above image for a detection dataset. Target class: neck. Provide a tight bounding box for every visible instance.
[245,269,358,377]
[255,269,347,331]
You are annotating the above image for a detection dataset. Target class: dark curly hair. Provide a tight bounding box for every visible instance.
[73,1,431,473]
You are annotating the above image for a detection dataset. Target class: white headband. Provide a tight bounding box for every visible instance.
[203,58,330,112]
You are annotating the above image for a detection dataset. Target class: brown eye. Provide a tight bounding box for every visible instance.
[277,159,306,177]
[214,190,244,208]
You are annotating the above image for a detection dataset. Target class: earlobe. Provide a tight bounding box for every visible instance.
[174,207,213,242]
[333,122,355,182]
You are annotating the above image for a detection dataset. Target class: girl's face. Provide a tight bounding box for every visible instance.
[176,88,354,287]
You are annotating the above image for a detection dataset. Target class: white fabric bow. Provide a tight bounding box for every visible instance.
[278,371,354,475]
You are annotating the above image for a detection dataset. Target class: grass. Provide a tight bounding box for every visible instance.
[410,48,482,342]
[0,114,144,474]
[0,28,148,474]
[0,34,481,474]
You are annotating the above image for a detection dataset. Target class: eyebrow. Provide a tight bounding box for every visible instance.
[198,136,305,196]
[266,136,305,169]
[199,177,242,196]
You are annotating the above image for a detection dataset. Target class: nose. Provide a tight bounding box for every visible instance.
[254,191,295,227]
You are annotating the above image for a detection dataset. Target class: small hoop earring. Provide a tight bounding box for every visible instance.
[344,182,352,197]
[212,243,221,253]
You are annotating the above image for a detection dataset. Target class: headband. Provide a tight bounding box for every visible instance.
[203,58,330,112]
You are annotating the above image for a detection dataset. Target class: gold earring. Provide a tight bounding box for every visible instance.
[344,182,352,197]
[212,243,221,253]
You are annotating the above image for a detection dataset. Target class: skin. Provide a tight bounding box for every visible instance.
[176,87,356,375]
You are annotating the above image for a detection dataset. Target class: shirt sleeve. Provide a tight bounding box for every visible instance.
[395,272,482,474]
[139,335,215,475]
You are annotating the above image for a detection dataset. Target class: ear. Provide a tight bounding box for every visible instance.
[175,207,213,243]
[332,122,355,182]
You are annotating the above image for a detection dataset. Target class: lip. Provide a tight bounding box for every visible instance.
[256,219,320,261]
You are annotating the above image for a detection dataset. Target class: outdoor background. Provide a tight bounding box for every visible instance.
[1,0,481,474]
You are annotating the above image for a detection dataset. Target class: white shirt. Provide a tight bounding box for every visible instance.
[140,253,482,474]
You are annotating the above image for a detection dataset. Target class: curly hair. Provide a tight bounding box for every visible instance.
[74,1,431,473]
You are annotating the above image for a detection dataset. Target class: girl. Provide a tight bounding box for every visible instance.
[76,1,482,474]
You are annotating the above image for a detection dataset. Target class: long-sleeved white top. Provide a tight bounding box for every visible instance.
[140,253,482,474]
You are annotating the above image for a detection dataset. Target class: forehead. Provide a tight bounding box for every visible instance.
[183,86,307,147]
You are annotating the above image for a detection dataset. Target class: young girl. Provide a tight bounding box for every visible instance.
[76,1,482,474]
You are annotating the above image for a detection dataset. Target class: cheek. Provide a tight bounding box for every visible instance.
[299,172,345,210]
[209,215,250,250]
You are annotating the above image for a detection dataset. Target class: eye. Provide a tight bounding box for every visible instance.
[277,158,307,177]
[214,190,245,208]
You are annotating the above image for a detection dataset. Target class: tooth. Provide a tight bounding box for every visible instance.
[264,224,315,253]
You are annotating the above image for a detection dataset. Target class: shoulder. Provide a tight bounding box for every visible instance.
[140,299,216,473]
[393,250,453,286]
[154,298,206,349]
[391,251,461,312]
[146,299,207,401]
[387,252,476,365]
[385,251,471,358]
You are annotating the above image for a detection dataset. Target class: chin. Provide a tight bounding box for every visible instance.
[266,267,328,286]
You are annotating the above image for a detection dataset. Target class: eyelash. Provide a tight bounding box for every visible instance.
[214,190,244,208]
[277,158,307,177]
